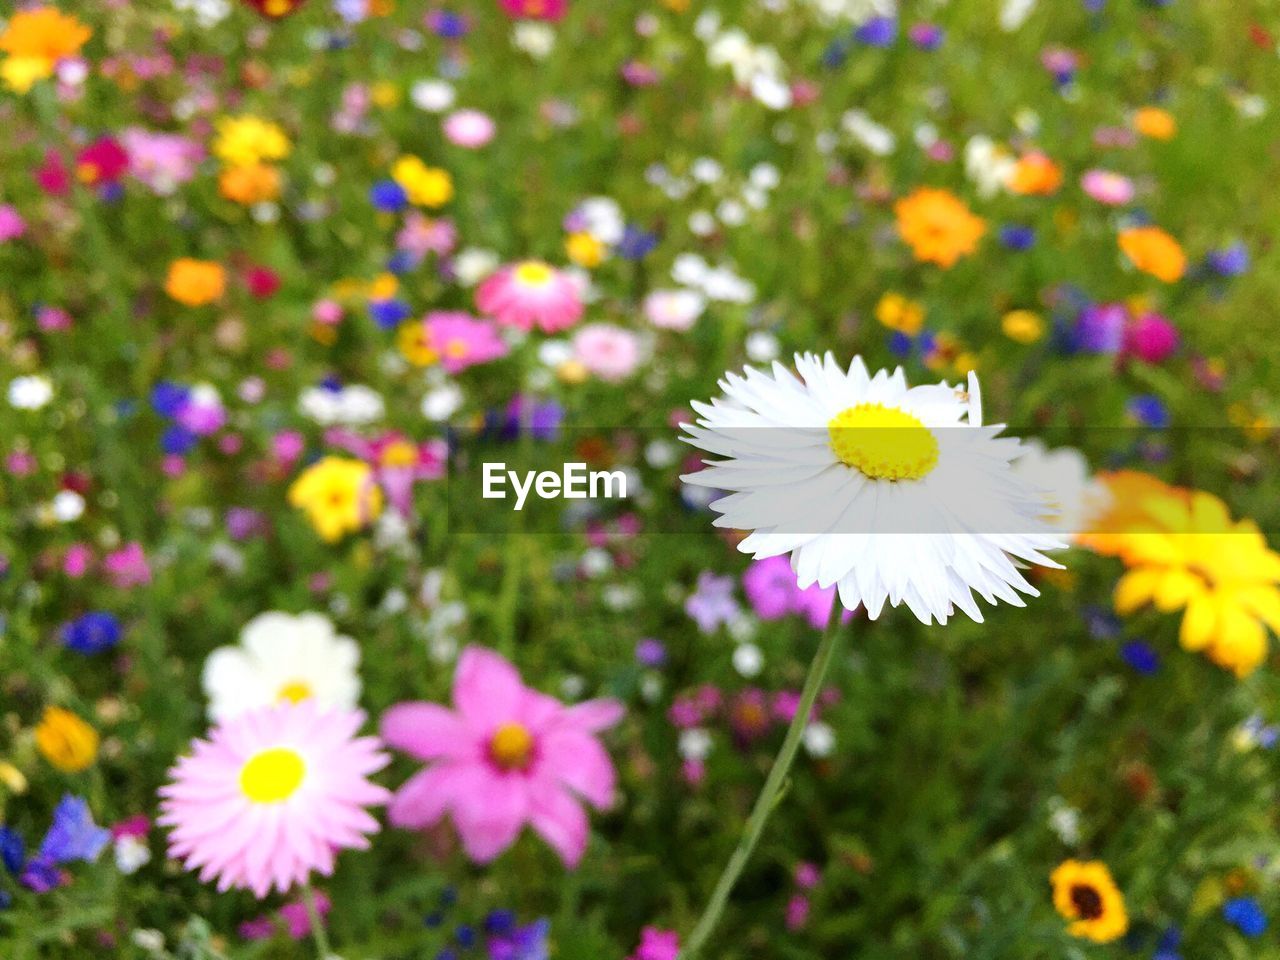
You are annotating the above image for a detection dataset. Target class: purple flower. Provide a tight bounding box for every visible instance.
[908,22,943,50]
[488,918,550,960]
[38,795,110,865]
[1120,640,1160,675]
[635,638,667,668]
[854,16,897,46]
[1075,303,1126,354]
[685,572,740,633]
[1207,243,1249,277]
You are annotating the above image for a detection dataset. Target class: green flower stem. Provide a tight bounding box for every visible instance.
[678,602,849,959]
[302,884,332,959]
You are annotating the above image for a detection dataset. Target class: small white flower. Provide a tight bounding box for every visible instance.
[640,674,664,703]
[749,162,781,190]
[842,110,896,155]
[802,721,836,758]
[52,490,85,522]
[678,727,713,761]
[453,247,500,286]
[201,612,362,722]
[745,331,780,363]
[717,199,748,227]
[580,547,613,578]
[1000,0,1038,31]
[421,383,463,421]
[733,643,764,677]
[115,835,152,875]
[688,210,717,236]
[512,22,556,58]
[298,384,385,426]
[691,157,724,184]
[411,79,456,112]
[8,375,53,410]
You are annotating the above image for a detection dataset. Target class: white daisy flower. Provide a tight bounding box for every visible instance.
[201,611,361,722]
[681,353,1065,625]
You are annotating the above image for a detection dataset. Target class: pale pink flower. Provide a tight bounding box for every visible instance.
[120,128,204,195]
[572,324,641,382]
[1080,169,1134,206]
[443,109,496,149]
[643,289,705,331]
[158,702,389,898]
[104,542,152,588]
[381,646,624,867]
[476,260,583,333]
[424,311,509,373]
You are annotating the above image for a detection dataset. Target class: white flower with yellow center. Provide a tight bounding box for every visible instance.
[682,353,1065,624]
[202,611,361,721]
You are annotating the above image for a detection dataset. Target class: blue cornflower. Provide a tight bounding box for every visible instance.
[455,924,476,948]
[1082,606,1123,639]
[427,10,469,38]
[370,180,408,213]
[385,250,416,275]
[854,16,897,46]
[821,38,851,69]
[370,298,412,330]
[1127,394,1169,428]
[0,826,24,874]
[38,795,111,866]
[1121,640,1160,675]
[489,918,551,960]
[1153,925,1182,960]
[1224,897,1267,937]
[485,909,517,935]
[161,424,198,456]
[999,224,1036,251]
[617,225,659,260]
[61,612,122,655]
[887,331,913,358]
[1207,243,1250,277]
[149,380,190,417]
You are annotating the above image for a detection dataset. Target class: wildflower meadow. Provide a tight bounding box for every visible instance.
[3,0,1280,958]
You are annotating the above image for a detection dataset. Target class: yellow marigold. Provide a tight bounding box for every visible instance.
[874,292,925,335]
[1118,226,1186,283]
[1051,860,1129,944]
[566,232,607,268]
[287,456,383,543]
[34,706,99,773]
[1006,152,1063,196]
[1110,490,1280,677]
[397,321,438,366]
[1133,106,1176,141]
[894,187,986,268]
[1001,309,1043,344]
[165,258,226,307]
[212,115,291,168]
[218,163,281,205]
[0,8,90,92]
[392,156,453,208]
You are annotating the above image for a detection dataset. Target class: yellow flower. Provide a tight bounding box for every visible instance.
[368,273,399,301]
[1002,309,1043,344]
[894,187,986,269]
[1051,860,1129,943]
[566,232,607,268]
[287,457,383,543]
[1133,106,1177,141]
[371,81,399,108]
[212,115,291,168]
[0,8,90,91]
[1118,226,1186,283]
[397,321,438,366]
[392,156,453,208]
[165,258,227,307]
[34,706,99,773]
[874,292,925,335]
[0,761,28,794]
[1106,488,1280,677]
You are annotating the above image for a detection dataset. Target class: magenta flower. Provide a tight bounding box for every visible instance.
[1080,168,1134,206]
[476,260,583,334]
[500,0,567,21]
[1124,311,1179,364]
[325,429,447,517]
[0,205,26,243]
[424,311,509,373]
[381,646,624,867]
[627,927,680,960]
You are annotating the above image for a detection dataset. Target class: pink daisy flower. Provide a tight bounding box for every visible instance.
[1080,169,1134,206]
[572,323,642,382]
[158,702,390,898]
[424,311,509,373]
[443,109,497,149]
[381,646,624,867]
[476,260,584,334]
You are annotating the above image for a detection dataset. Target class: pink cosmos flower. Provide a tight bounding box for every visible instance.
[1080,169,1134,206]
[104,541,152,588]
[572,323,641,382]
[397,213,457,261]
[476,260,583,334]
[627,927,680,960]
[443,109,496,149]
[159,702,389,898]
[381,646,624,867]
[325,429,447,517]
[424,311,509,373]
[500,0,567,21]
[240,892,331,941]
[0,205,26,243]
[120,128,204,196]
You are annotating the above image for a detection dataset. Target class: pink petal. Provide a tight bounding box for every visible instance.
[558,698,625,733]
[380,702,473,761]
[453,646,525,731]
[452,767,529,864]
[538,730,617,809]
[387,766,459,829]
[528,779,589,868]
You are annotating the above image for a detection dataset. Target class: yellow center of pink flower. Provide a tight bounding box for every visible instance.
[240,747,306,803]
[489,723,534,770]
[380,440,418,468]
[276,680,313,704]
[513,261,554,287]
[827,403,939,481]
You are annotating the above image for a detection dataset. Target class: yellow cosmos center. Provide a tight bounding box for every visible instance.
[827,403,939,481]
[380,440,418,468]
[240,747,306,803]
[276,680,313,704]
[489,723,534,770]
[514,261,553,287]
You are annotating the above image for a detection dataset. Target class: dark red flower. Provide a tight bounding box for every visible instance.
[245,265,281,299]
[76,138,130,187]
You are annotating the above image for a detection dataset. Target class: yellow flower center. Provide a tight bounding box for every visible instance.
[240,747,306,803]
[380,440,418,468]
[514,261,553,287]
[827,403,939,481]
[265,0,290,13]
[276,680,313,704]
[489,722,534,770]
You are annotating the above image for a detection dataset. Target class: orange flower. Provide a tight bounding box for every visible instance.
[218,163,282,205]
[1133,106,1176,140]
[1118,226,1186,283]
[894,188,986,268]
[165,259,227,307]
[0,7,91,62]
[1006,152,1063,196]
